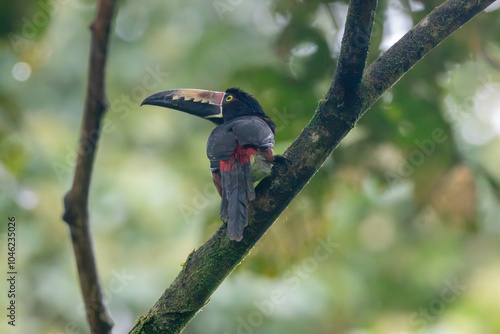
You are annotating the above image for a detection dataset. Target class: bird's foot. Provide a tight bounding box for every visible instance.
[273,154,291,166]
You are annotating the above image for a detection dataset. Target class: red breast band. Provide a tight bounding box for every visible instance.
[220,145,258,172]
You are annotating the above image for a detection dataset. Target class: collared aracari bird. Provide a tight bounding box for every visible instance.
[141,88,276,241]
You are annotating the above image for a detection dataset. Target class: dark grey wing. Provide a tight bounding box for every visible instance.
[206,122,237,164]
[231,117,274,149]
[206,116,274,166]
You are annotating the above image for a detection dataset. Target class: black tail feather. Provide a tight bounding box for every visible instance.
[219,186,228,222]
[221,162,254,241]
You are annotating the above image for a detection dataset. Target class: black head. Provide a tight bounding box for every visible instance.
[222,88,276,132]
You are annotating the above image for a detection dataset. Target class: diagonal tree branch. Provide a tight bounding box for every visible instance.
[131,1,377,333]
[131,0,494,333]
[62,1,117,333]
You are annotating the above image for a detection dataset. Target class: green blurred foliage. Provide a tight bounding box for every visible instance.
[1,0,500,334]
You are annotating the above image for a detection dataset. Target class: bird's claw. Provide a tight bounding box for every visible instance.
[273,154,291,166]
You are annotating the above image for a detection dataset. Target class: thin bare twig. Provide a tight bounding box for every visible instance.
[62,1,117,333]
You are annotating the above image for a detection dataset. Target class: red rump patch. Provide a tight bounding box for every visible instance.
[220,145,258,172]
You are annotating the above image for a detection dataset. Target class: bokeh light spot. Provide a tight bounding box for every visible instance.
[12,62,32,82]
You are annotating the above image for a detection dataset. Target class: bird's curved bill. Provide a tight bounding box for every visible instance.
[141,89,225,119]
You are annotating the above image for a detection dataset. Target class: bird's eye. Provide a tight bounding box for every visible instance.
[225,95,233,102]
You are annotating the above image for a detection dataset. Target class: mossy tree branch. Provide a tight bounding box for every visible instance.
[129,0,494,333]
[62,0,117,333]
[131,0,378,333]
